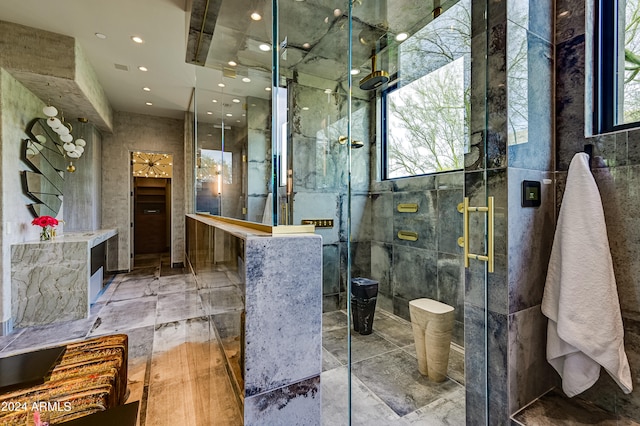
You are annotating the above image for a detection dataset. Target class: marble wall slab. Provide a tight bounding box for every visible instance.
[186,216,323,424]
[12,241,88,327]
[465,0,557,420]
[244,375,321,426]
[11,229,118,328]
[507,168,555,313]
[508,305,556,414]
[244,235,322,397]
[555,0,640,418]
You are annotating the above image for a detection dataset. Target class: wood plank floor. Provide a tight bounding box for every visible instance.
[0,253,243,426]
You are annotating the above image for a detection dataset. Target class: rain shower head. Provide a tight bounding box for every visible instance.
[359,54,389,91]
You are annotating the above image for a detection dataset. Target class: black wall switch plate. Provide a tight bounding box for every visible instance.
[522,180,541,207]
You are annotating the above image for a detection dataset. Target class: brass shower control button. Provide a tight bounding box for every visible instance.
[301,219,334,228]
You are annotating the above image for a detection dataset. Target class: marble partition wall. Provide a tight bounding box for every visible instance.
[11,229,117,328]
[185,215,323,425]
[554,0,640,417]
[243,235,323,424]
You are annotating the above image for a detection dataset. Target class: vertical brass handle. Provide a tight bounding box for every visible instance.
[487,196,494,273]
[462,197,469,268]
[458,196,494,273]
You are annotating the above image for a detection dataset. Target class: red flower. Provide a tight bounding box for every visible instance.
[31,215,59,228]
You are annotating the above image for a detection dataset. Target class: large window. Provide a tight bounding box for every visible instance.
[596,0,640,132]
[385,58,466,179]
[382,0,470,179]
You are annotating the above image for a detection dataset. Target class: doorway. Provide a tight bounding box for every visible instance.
[131,152,173,263]
[134,176,170,255]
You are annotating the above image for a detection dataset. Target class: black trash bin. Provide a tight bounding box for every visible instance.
[351,277,379,335]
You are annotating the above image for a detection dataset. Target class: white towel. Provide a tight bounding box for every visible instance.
[541,152,632,397]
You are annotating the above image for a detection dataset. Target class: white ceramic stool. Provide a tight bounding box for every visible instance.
[409,298,455,382]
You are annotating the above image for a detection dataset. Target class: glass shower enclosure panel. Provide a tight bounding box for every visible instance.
[274,0,354,420]
[192,6,274,224]
[342,0,490,424]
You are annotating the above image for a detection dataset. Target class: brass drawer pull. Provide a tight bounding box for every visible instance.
[397,203,418,213]
[397,230,418,241]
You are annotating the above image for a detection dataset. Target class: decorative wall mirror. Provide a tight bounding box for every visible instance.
[22,118,66,218]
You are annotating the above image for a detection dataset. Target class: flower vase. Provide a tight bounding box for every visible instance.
[40,226,51,241]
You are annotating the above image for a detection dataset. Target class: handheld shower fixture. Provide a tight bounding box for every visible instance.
[359,53,389,91]
[339,135,364,148]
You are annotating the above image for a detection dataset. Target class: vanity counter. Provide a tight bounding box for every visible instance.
[11,229,118,328]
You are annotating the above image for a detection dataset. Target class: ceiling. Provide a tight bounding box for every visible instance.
[0,0,442,132]
[0,0,205,122]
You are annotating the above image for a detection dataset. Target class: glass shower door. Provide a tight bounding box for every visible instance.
[343,0,491,424]
[272,0,491,423]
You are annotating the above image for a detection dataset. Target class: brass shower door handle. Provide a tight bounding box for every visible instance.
[457,196,494,273]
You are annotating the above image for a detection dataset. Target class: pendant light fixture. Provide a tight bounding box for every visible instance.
[42,102,88,172]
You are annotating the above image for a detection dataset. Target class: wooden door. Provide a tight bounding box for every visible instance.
[134,177,169,254]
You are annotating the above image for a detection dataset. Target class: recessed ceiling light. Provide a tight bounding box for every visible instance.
[138,66,148,72]
[232,99,240,103]
[95,32,107,39]
[226,113,233,117]
[333,9,342,17]
[218,83,225,87]
[145,102,153,106]
[324,89,332,94]
[251,12,262,21]
[558,10,570,17]
[259,44,271,52]
[236,120,241,123]
[302,107,310,111]
[228,60,237,66]
[302,42,311,49]
[143,87,151,91]
[242,77,251,83]
[350,69,360,75]
[265,87,272,91]
[324,17,329,24]
[207,111,213,115]
[396,32,409,42]
[212,99,218,103]
[131,36,144,44]
[242,113,246,116]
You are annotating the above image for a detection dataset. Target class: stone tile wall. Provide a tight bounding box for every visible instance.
[555,0,640,418]
[370,172,465,346]
[102,111,185,270]
[465,0,556,422]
